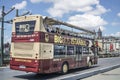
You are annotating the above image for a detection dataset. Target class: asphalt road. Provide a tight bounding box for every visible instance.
[81,67,120,80]
[0,57,120,80]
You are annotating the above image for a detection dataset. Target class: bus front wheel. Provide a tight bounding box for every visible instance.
[61,63,69,74]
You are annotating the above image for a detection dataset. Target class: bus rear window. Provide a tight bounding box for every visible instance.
[15,21,36,35]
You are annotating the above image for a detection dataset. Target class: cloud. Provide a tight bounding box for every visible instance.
[86,4,110,15]
[12,1,27,9]
[110,32,120,37]
[47,0,100,17]
[44,0,109,17]
[30,0,108,30]
[30,0,42,3]
[111,22,120,26]
[68,14,107,30]
[30,0,54,3]
[46,0,109,30]
[117,12,120,17]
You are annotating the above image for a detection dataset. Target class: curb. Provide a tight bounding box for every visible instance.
[0,66,9,69]
[57,64,120,80]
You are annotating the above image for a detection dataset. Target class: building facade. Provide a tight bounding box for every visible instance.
[96,28,120,55]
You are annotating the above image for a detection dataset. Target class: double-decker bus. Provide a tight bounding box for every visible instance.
[10,15,98,74]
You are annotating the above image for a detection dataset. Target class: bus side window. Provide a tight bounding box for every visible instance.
[76,46,82,54]
[76,47,79,54]
[83,47,89,54]
[67,46,74,55]
[54,45,66,57]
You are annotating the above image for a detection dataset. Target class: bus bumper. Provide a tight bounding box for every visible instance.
[10,58,40,73]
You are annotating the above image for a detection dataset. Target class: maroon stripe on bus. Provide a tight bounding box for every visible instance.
[11,31,40,42]
[11,31,54,43]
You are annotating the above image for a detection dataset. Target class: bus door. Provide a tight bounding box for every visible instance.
[76,46,82,67]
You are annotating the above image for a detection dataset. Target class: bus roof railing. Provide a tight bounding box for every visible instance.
[44,17,96,35]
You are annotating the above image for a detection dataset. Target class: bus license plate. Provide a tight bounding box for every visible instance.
[19,65,26,68]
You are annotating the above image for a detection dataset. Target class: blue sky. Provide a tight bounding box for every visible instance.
[0,0,120,43]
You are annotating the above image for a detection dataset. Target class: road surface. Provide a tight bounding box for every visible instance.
[0,57,120,80]
[81,67,120,80]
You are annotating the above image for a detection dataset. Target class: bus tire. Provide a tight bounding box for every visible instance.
[61,63,69,74]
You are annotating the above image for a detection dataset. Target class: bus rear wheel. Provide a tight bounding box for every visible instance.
[61,63,68,74]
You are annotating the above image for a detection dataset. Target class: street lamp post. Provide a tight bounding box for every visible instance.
[0,6,15,66]
[0,6,30,66]
[0,6,5,66]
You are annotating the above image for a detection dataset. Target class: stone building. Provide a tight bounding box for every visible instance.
[96,28,120,54]
[97,28,102,39]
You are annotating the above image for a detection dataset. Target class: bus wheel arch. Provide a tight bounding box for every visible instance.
[61,62,69,74]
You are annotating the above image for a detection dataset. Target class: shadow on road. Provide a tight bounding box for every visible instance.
[14,66,98,80]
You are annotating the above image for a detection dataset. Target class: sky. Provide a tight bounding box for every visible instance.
[0,0,120,43]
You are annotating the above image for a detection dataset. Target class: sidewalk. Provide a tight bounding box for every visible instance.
[81,67,120,80]
[0,65,9,70]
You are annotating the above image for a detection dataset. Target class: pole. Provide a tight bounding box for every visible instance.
[106,41,107,54]
[119,41,120,56]
[1,6,5,66]
[16,9,19,17]
[0,6,15,66]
